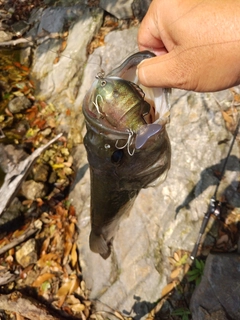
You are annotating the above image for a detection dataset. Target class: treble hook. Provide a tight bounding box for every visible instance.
[92,94,104,116]
[115,129,135,156]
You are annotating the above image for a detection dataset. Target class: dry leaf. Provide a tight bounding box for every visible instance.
[40,237,50,256]
[57,295,66,308]
[70,243,78,268]
[32,273,55,287]
[57,274,79,297]
[66,222,75,241]
[170,267,182,279]
[173,252,180,262]
[53,56,60,64]
[221,110,233,124]
[63,242,72,266]
[90,314,105,320]
[71,304,85,313]
[60,40,67,52]
[161,281,176,297]
[65,295,81,305]
[16,313,24,320]
[37,253,59,267]
[184,263,190,274]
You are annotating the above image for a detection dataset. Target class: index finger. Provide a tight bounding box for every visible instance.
[137,6,167,55]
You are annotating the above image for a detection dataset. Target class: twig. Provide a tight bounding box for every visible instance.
[0,271,17,286]
[0,220,42,256]
[0,133,62,216]
[0,30,66,48]
[0,292,61,320]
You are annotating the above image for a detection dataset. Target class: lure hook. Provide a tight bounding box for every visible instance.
[92,94,104,116]
[115,129,135,156]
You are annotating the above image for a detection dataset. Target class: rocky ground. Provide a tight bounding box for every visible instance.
[0,1,239,320]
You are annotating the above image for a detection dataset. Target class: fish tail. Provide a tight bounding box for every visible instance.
[89,231,111,260]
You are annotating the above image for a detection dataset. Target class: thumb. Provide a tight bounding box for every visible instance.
[137,51,191,90]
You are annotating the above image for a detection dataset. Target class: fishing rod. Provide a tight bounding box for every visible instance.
[191,118,239,260]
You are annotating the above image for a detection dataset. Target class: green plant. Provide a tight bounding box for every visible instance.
[171,307,191,320]
[187,258,205,286]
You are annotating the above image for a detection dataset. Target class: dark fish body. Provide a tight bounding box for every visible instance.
[83,51,171,259]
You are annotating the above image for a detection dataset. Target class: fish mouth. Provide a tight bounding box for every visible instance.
[83,51,171,259]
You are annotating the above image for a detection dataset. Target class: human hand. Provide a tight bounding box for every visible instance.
[137,0,240,92]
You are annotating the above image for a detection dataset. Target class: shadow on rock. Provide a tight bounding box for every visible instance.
[176,154,240,216]
[123,295,156,320]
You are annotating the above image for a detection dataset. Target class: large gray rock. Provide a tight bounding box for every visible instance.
[99,0,151,20]
[100,0,133,19]
[190,253,240,320]
[71,42,240,318]
[29,5,104,134]
[132,0,152,21]
[29,8,240,318]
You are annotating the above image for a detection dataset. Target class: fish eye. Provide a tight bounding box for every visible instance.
[111,149,123,164]
[101,80,106,87]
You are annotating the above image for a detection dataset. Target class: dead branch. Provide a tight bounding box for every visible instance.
[0,289,85,320]
[0,133,62,216]
[0,270,17,286]
[0,220,42,256]
[0,30,67,48]
[0,292,60,320]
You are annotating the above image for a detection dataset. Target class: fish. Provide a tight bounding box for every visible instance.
[83,51,171,259]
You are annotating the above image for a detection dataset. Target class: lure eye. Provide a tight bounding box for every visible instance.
[101,80,106,87]
[111,150,123,164]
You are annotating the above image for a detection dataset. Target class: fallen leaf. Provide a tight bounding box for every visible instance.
[63,242,72,265]
[114,311,125,320]
[71,243,78,268]
[37,253,59,267]
[40,237,51,256]
[173,252,180,262]
[71,304,85,313]
[170,267,182,279]
[32,273,55,287]
[57,274,79,297]
[221,110,233,124]
[65,222,75,241]
[161,281,176,297]
[16,312,24,320]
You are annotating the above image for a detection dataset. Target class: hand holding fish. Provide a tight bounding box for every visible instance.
[137,0,240,92]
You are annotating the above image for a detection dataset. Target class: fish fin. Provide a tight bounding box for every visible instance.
[145,168,169,187]
[135,124,163,149]
[89,231,111,259]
